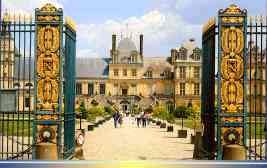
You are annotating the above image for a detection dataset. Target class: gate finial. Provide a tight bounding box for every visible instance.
[40,3,58,12]
[224,4,241,14]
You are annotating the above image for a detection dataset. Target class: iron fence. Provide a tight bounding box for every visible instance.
[202,7,267,160]
[0,9,76,160]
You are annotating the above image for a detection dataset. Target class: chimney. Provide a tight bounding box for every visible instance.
[140,34,143,59]
[112,34,116,51]
[171,49,176,64]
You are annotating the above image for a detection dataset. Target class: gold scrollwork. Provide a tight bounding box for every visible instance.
[221,27,244,55]
[37,15,60,21]
[36,24,60,111]
[222,17,243,23]
[220,23,244,114]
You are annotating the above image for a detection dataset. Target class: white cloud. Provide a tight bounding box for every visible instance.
[3,0,64,15]
[77,10,201,57]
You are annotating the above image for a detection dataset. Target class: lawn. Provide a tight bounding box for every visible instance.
[0,120,32,136]
[174,119,265,139]
[174,119,202,130]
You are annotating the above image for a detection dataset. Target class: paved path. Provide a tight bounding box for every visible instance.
[82,117,194,160]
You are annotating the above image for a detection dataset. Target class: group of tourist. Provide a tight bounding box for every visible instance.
[112,111,123,128]
[135,112,150,128]
[112,111,151,128]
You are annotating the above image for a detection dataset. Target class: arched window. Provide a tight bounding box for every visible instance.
[178,47,187,60]
[145,67,153,78]
[192,48,201,61]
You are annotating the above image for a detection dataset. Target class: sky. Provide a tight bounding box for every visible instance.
[2,0,267,58]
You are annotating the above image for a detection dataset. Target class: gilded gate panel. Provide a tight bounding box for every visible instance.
[218,4,247,155]
[34,3,63,157]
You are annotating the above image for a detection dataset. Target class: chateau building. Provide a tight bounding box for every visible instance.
[0,19,203,113]
[75,35,202,112]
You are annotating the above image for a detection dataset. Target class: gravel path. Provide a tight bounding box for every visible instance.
[82,117,194,160]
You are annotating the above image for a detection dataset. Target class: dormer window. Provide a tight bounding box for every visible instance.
[145,67,153,78]
[192,48,201,61]
[178,47,187,60]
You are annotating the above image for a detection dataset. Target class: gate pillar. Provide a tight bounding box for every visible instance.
[217,4,247,159]
[33,3,63,160]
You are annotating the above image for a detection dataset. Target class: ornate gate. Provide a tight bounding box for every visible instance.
[0,3,76,160]
[202,4,267,160]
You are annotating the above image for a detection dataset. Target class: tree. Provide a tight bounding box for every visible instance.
[174,106,188,118]
[79,101,88,119]
[187,105,200,134]
[104,106,114,115]
[152,105,166,120]
[174,105,188,129]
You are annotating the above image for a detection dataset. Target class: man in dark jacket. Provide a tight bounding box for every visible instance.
[113,111,120,128]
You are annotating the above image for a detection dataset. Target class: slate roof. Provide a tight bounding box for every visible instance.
[12,56,172,79]
[143,57,172,72]
[14,57,35,80]
[76,57,110,78]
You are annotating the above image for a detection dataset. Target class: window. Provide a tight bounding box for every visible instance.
[25,97,31,108]
[132,84,137,95]
[180,83,186,96]
[76,83,82,95]
[194,83,200,95]
[164,70,171,79]
[132,69,137,76]
[100,83,105,95]
[179,66,186,79]
[123,69,127,76]
[192,48,201,61]
[145,70,152,78]
[114,69,119,76]
[88,83,94,96]
[114,84,119,95]
[178,47,187,60]
[193,67,200,78]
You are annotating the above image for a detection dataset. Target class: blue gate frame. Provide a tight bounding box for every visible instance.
[202,4,267,160]
[0,3,76,160]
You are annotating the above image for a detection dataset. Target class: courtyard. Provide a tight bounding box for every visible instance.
[81,117,194,160]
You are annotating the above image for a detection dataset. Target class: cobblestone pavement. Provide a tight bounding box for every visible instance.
[82,117,194,160]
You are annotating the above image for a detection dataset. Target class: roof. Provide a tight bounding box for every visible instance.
[12,56,172,80]
[117,37,138,63]
[143,57,172,72]
[118,37,137,51]
[76,57,110,78]
[14,57,35,80]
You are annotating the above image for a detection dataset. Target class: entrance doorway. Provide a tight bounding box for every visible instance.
[123,104,128,112]
[122,89,128,96]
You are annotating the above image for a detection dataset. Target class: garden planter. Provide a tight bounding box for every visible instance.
[88,125,94,131]
[178,130,187,138]
[160,123,166,128]
[167,125,174,132]
[156,121,161,125]
[94,123,99,127]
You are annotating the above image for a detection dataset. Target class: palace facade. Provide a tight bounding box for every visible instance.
[75,35,202,112]
[0,20,202,113]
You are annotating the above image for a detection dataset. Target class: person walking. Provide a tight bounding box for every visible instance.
[141,112,146,128]
[146,112,150,126]
[136,113,141,128]
[118,112,123,127]
[113,111,120,128]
